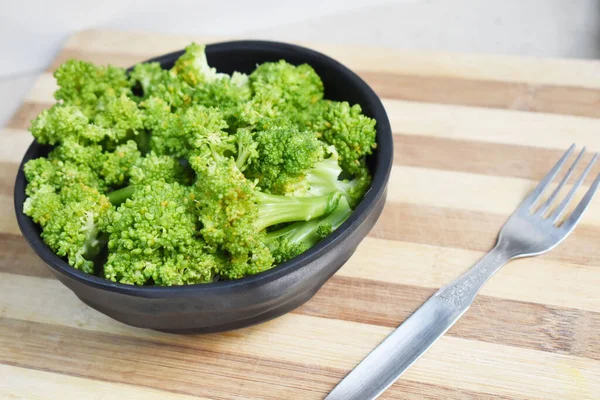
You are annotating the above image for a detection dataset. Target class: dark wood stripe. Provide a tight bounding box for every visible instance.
[0,233,52,278]
[393,134,599,185]
[371,202,600,266]
[5,102,51,130]
[0,163,18,196]
[299,275,600,361]
[47,49,600,118]
[0,318,520,400]
[361,71,600,119]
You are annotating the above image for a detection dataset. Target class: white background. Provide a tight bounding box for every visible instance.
[1,0,599,127]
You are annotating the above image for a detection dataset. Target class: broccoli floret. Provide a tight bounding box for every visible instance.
[298,146,372,208]
[172,43,227,87]
[147,104,232,159]
[193,72,252,110]
[54,60,131,117]
[93,94,145,147]
[304,100,377,175]
[265,196,352,263]
[100,140,141,186]
[24,154,105,195]
[29,105,110,145]
[190,154,341,279]
[249,60,323,111]
[233,128,258,172]
[105,181,219,285]
[130,63,193,109]
[23,183,113,273]
[244,123,325,194]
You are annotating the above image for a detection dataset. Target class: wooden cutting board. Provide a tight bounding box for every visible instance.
[1,30,600,400]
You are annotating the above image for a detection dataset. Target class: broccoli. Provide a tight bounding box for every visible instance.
[244,122,325,194]
[265,196,352,264]
[189,147,341,279]
[53,59,131,117]
[23,183,113,273]
[22,43,377,285]
[301,100,377,175]
[105,181,222,285]
[249,60,323,111]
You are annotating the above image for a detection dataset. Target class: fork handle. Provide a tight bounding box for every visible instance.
[325,245,512,399]
[434,243,512,310]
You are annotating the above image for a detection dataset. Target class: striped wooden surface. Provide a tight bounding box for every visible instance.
[2,29,600,400]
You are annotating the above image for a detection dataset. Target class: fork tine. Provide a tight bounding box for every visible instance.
[551,153,598,224]
[521,144,575,210]
[560,171,600,232]
[537,147,585,215]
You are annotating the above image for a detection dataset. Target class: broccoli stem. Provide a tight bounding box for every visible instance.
[107,186,136,205]
[264,197,351,250]
[255,191,342,232]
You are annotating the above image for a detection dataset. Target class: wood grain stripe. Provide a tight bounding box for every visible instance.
[370,202,600,266]
[362,71,600,118]
[5,102,50,132]
[385,99,600,150]
[0,318,527,400]
[3,232,599,313]
[2,274,599,399]
[1,260,598,363]
[0,364,204,400]
[64,29,600,89]
[46,49,600,118]
[297,276,600,360]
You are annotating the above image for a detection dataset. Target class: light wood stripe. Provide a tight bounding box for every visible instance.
[65,29,600,89]
[385,99,600,150]
[387,165,600,226]
[1,274,599,399]
[0,364,204,400]
[3,233,599,314]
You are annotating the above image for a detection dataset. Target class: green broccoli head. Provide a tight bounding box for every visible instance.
[249,60,323,111]
[100,140,141,186]
[305,100,377,175]
[93,94,145,146]
[129,152,189,186]
[171,43,227,87]
[53,60,131,117]
[105,181,218,285]
[24,155,105,196]
[29,105,110,145]
[23,183,113,273]
[130,63,193,109]
[244,123,325,194]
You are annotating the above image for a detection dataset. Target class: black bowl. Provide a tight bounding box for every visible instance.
[14,40,393,333]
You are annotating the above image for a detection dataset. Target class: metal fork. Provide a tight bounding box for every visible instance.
[326,144,600,400]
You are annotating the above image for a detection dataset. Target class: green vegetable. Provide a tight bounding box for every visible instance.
[22,43,377,285]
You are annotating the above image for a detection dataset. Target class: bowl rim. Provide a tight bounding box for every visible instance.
[14,39,393,297]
